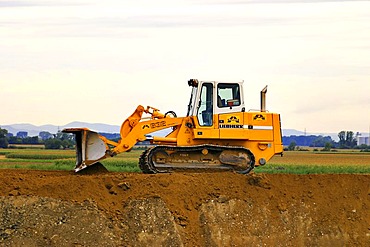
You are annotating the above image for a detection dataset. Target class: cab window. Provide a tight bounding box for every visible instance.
[197,83,213,126]
[217,83,241,108]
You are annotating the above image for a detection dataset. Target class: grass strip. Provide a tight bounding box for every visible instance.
[0,159,55,163]
[101,159,141,172]
[6,153,75,160]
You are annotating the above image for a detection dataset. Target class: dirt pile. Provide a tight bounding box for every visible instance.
[0,169,369,246]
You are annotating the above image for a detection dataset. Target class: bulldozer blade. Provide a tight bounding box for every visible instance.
[62,128,108,172]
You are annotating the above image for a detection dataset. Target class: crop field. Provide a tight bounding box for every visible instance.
[0,148,369,174]
[260,151,370,174]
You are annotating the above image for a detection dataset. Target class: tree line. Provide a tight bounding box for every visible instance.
[284,130,369,151]
[0,128,121,150]
[0,128,74,149]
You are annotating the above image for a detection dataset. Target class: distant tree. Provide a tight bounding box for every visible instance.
[44,131,75,149]
[0,127,8,148]
[8,136,22,144]
[39,131,53,141]
[55,131,73,141]
[283,135,334,147]
[16,131,28,138]
[338,130,357,148]
[22,136,40,145]
[322,142,332,151]
[356,144,369,151]
[346,131,357,147]
[0,128,7,137]
[44,138,62,149]
[311,136,334,148]
[338,131,346,147]
[288,141,297,151]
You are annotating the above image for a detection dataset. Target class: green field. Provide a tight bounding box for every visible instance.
[0,148,369,174]
[258,151,370,174]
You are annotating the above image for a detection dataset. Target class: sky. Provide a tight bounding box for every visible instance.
[0,0,370,134]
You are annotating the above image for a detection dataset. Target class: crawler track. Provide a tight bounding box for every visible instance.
[139,144,255,174]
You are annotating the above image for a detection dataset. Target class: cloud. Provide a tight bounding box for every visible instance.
[2,0,368,40]
[0,0,89,8]
[199,0,366,4]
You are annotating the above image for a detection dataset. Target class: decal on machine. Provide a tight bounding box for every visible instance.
[253,114,266,121]
[227,116,240,123]
[219,115,243,128]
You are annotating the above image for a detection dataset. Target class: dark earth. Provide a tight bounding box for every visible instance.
[0,167,369,246]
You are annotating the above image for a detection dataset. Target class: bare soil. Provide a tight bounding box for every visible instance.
[0,168,369,246]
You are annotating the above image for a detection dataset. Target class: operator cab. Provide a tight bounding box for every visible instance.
[187,79,245,127]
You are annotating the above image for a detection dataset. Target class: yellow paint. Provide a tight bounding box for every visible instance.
[106,104,282,165]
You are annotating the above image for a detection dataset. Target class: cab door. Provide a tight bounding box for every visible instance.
[193,82,219,139]
[196,82,213,127]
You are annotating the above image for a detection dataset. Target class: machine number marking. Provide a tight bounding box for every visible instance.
[150,121,166,129]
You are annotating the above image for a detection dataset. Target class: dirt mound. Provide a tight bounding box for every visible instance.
[0,169,369,246]
[0,196,119,246]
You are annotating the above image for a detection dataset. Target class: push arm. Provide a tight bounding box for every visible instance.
[109,105,183,155]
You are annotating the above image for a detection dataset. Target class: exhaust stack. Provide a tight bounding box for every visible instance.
[260,85,268,112]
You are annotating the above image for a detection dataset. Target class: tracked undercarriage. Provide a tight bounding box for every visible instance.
[139,144,255,174]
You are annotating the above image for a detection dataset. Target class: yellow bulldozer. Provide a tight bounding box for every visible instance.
[63,79,283,174]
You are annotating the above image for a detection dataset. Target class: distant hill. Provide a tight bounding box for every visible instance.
[282,129,339,141]
[281,129,305,136]
[1,122,119,137]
